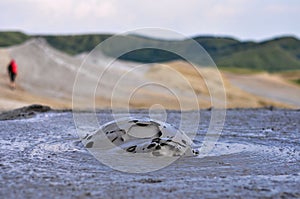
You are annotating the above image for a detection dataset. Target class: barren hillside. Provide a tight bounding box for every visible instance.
[0,39,298,111]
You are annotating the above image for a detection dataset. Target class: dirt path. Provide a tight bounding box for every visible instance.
[225,73,300,108]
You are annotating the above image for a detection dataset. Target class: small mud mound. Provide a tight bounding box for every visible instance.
[0,104,51,120]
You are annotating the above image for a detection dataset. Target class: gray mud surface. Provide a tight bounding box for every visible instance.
[0,109,299,198]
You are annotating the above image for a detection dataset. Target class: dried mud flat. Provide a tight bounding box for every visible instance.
[0,108,299,198]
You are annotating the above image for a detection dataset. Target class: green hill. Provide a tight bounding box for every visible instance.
[42,34,111,55]
[0,31,299,72]
[214,37,300,71]
[0,31,29,47]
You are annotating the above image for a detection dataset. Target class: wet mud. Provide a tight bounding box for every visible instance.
[0,109,299,198]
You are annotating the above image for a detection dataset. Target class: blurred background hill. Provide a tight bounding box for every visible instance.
[0,31,300,110]
[1,31,300,72]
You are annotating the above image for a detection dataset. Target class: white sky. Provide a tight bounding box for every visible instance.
[0,0,299,41]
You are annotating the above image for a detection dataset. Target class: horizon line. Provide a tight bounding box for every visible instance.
[0,29,299,42]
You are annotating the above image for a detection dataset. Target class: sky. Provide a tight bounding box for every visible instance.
[0,0,299,41]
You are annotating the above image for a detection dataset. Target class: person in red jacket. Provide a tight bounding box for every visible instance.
[7,59,18,89]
